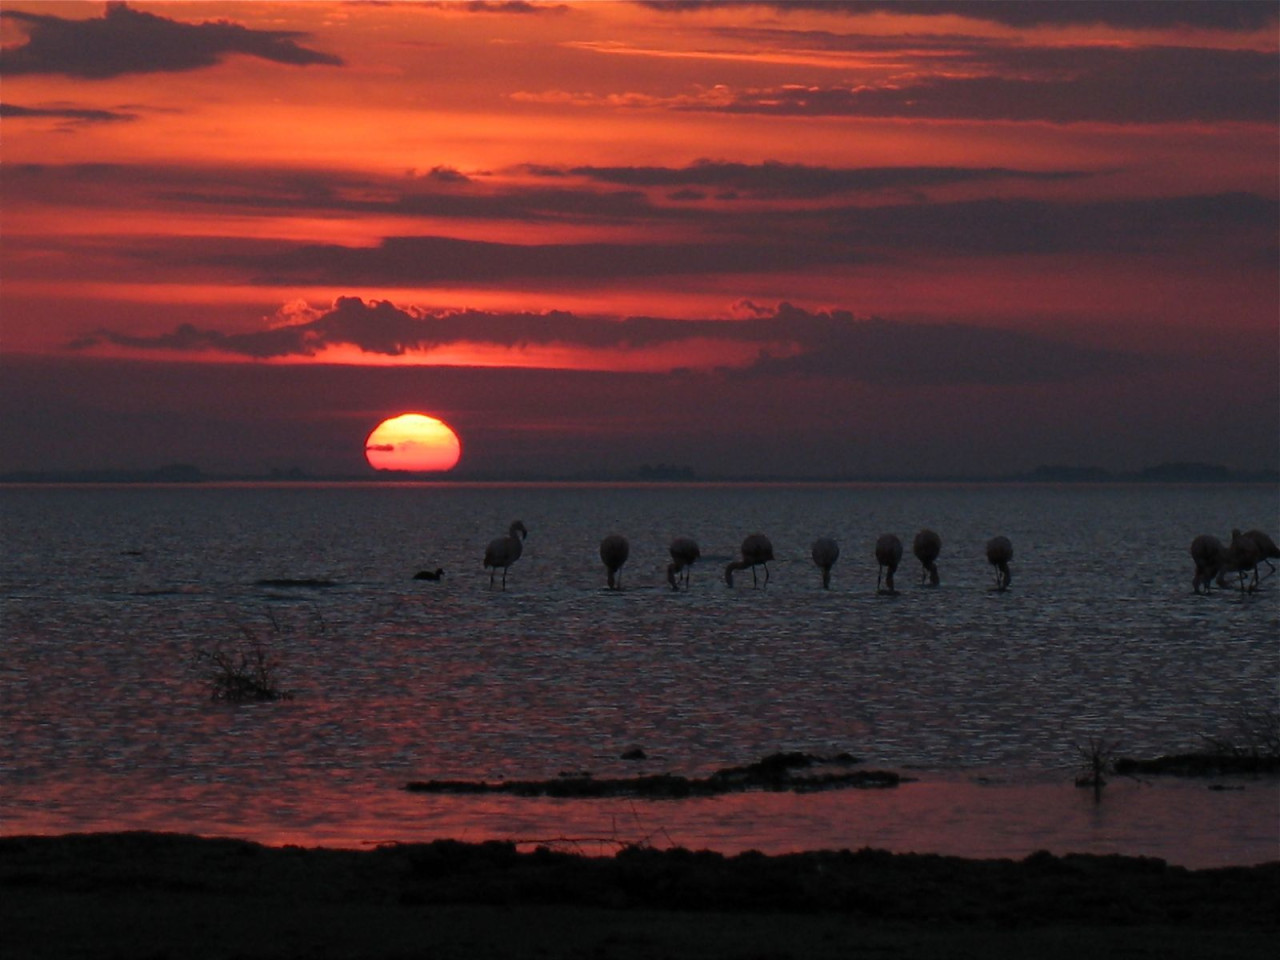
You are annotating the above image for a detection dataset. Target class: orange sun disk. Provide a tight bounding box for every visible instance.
[365,413,462,473]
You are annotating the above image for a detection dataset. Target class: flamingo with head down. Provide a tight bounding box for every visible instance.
[600,533,630,589]
[725,534,774,588]
[912,529,941,586]
[667,537,700,590]
[811,537,839,589]
[875,533,902,593]
[986,536,1013,591]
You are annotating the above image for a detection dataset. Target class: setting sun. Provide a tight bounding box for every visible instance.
[364,413,461,473]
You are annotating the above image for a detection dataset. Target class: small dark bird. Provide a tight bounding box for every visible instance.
[875,533,903,593]
[725,533,774,588]
[667,537,701,590]
[1189,535,1225,594]
[912,529,942,586]
[811,537,839,589]
[600,533,630,589]
[986,536,1013,591]
[413,567,445,581]
[484,520,527,590]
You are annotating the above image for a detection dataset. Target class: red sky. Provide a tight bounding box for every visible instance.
[2,0,1277,478]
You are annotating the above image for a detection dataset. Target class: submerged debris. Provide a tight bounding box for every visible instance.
[406,751,902,798]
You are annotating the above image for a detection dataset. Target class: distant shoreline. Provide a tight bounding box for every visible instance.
[2,461,1277,486]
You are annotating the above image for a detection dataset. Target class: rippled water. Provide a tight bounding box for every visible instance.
[2,482,1277,866]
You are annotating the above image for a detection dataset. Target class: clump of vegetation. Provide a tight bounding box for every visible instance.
[1071,735,1122,803]
[1203,707,1280,761]
[1115,708,1280,777]
[196,628,293,703]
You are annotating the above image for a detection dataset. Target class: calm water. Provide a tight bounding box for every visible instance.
[1,482,1277,867]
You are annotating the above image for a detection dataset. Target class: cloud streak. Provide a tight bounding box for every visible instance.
[525,160,1090,199]
[188,193,1274,287]
[70,297,1138,386]
[1,2,342,78]
[646,2,1278,32]
[0,102,137,123]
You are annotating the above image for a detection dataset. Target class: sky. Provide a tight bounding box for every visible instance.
[2,0,1277,479]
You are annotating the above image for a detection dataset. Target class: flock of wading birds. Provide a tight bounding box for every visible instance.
[445,522,1279,594]
[455,521,1012,593]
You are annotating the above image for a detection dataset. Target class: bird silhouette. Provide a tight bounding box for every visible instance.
[875,533,902,593]
[600,533,630,589]
[1242,529,1279,582]
[413,567,445,581]
[986,536,1013,591]
[484,520,527,590]
[725,533,774,588]
[1219,528,1263,593]
[1189,534,1225,594]
[667,536,700,590]
[811,537,839,589]
[912,529,942,586]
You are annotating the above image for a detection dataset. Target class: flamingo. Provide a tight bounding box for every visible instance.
[483,520,527,590]
[600,534,630,589]
[725,533,774,588]
[875,533,902,593]
[1189,534,1225,594]
[1219,528,1263,593]
[1242,529,1279,582]
[912,529,942,586]
[667,536,700,590]
[986,536,1013,591]
[811,537,839,589]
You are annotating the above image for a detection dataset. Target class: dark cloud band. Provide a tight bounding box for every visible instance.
[1,3,342,78]
[70,297,1137,386]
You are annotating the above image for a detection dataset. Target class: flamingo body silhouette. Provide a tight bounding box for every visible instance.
[667,537,700,590]
[1219,528,1263,593]
[725,534,773,588]
[912,529,942,586]
[1242,529,1279,582]
[484,520,527,590]
[875,533,902,593]
[1189,534,1225,594]
[986,536,1013,591]
[811,537,839,589]
[600,534,630,589]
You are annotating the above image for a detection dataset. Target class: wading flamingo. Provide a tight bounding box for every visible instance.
[484,520,527,590]
[1189,534,1225,594]
[1242,529,1279,582]
[912,529,942,586]
[1219,528,1263,593]
[875,533,902,593]
[811,537,839,589]
[600,534,630,589]
[986,536,1013,591]
[725,534,774,588]
[667,537,700,590]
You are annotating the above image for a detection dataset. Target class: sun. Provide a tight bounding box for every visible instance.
[365,413,462,473]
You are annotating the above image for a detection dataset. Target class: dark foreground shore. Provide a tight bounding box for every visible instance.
[3,832,1277,960]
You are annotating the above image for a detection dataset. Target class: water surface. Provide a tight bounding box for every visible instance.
[2,482,1276,867]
